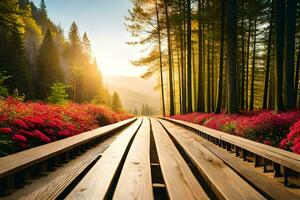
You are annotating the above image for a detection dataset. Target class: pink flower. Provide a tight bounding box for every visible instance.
[48,119,63,129]
[19,130,35,137]
[14,119,29,129]
[294,137,300,146]
[0,114,8,121]
[58,130,71,137]
[292,143,300,154]
[280,139,288,149]
[33,130,51,143]
[0,127,12,134]
[23,116,44,128]
[264,140,271,146]
[45,129,55,135]
[12,134,27,143]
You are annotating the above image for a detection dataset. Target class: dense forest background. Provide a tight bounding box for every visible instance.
[0,0,123,108]
[127,0,300,115]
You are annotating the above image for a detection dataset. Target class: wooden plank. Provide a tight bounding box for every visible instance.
[161,119,297,200]
[66,118,143,200]
[162,117,300,172]
[201,137,300,200]
[0,132,119,200]
[163,117,300,161]
[113,118,153,200]
[0,118,136,178]
[150,119,209,200]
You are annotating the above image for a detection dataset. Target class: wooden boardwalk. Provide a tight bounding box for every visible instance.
[0,117,299,200]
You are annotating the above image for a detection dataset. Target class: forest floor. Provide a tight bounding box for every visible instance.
[171,110,300,155]
[0,97,133,157]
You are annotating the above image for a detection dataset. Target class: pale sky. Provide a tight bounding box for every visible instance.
[32,0,146,77]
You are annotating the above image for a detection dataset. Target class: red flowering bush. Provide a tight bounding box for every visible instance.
[281,120,300,154]
[0,97,133,157]
[172,110,300,154]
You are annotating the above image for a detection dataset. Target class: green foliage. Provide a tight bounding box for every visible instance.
[47,82,70,104]
[111,91,123,112]
[221,123,236,134]
[13,88,26,101]
[0,72,11,98]
[40,0,47,17]
[0,134,19,157]
[92,88,111,108]
[0,0,33,97]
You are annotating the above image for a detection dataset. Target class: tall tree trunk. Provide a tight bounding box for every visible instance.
[268,66,275,109]
[197,0,204,112]
[274,0,285,112]
[263,0,274,109]
[245,19,252,110]
[250,18,257,111]
[215,0,225,114]
[295,50,300,105]
[186,0,193,113]
[155,0,166,116]
[211,36,215,111]
[164,0,175,115]
[193,47,197,110]
[226,0,239,113]
[240,0,245,110]
[180,1,187,114]
[171,37,176,113]
[176,36,182,114]
[284,0,297,109]
[206,31,211,112]
[202,0,206,111]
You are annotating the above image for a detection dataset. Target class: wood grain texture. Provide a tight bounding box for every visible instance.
[66,118,143,200]
[199,136,300,200]
[162,117,300,172]
[159,119,267,200]
[0,118,136,178]
[150,119,209,200]
[113,118,153,200]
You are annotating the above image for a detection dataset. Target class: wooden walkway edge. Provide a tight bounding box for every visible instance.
[0,117,299,200]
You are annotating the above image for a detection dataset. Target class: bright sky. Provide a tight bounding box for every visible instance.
[32,0,146,77]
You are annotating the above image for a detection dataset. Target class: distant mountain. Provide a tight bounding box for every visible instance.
[103,75,160,113]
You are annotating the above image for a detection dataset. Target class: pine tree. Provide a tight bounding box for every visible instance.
[36,29,63,99]
[111,91,123,112]
[226,0,239,113]
[274,0,285,112]
[67,22,82,102]
[87,58,106,101]
[215,0,225,114]
[0,0,32,97]
[38,0,48,32]
[82,32,92,61]
[164,0,175,115]
[186,0,193,113]
[284,0,297,109]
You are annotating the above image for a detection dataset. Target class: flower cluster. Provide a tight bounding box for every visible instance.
[171,110,300,154]
[280,119,300,154]
[0,97,133,156]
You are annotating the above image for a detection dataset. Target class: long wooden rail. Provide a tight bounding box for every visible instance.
[0,117,136,196]
[0,117,299,200]
[162,117,300,187]
[159,118,300,200]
